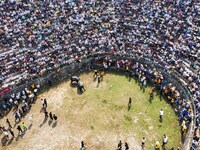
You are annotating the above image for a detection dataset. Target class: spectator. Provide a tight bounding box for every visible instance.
[160,109,164,122]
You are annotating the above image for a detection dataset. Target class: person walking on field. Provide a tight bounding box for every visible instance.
[14,112,20,122]
[3,130,9,140]
[141,137,146,149]
[17,125,23,135]
[125,142,129,150]
[80,141,86,150]
[49,112,53,121]
[53,114,58,123]
[6,118,12,128]
[155,141,161,150]
[97,75,101,84]
[44,99,47,108]
[128,97,132,111]
[117,140,122,150]
[44,110,49,118]
[162,134,168,147]
[41,99,45,108]
[21,122,27,131]
[160,109,164,122]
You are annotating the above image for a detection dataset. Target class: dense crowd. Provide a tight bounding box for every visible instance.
[0,0,199,89]
[0,0,199,149]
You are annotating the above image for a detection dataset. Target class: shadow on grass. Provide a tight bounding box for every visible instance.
[48,120,53,126]
[15,135,20,142]
[28,124,32,130]
[39,117,48,128]
[1,136,8,147]
[13,119,21,128]
[7,137,14,146]
[20,130,26,138]
[52,122,57,128]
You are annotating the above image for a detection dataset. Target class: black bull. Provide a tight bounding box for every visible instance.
[71,76,80,84]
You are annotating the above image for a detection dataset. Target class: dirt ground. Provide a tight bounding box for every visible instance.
[0,72,181,150]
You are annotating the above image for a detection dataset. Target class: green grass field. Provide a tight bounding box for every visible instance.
[60,72,181,149]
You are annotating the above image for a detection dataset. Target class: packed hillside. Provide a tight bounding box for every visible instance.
[0,0,199,149]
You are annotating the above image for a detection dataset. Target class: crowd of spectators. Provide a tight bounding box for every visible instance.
[0,0,199,89]
[0,0,199,149]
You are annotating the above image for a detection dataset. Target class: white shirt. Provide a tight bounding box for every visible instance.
[160,110,164,116]
[3,131,8,136]
[142,138,146,143]
[163,136,168,143]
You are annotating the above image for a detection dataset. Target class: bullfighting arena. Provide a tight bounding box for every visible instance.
[0,72,181,150]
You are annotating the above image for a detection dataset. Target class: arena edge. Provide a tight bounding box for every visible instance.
[0,53,195,150]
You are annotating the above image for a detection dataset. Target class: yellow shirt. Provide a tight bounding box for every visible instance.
[31,84,35,89]
[46,21,51,26]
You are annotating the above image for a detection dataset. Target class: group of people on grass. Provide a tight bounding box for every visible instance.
[41,98,58,125]
[0,113,31,143]
[0,95,58,146]
[0,83,38,142]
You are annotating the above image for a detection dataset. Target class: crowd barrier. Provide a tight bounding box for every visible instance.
[0,53,195,150]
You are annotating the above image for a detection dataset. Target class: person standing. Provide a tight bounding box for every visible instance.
[53,114,58,123]
[117,140,122,150]
[45,110,49,118]
[21,122,27,131]
[80,141,86,150]
[162,134,168,147]
[44,98,47,108]
[6,118,12,128]
[17,125,23,135]
[128,97,132,111]
[41,99,45,108]
[160,109,164,122]
[97,75,101,84]
[49,112,53,121]
[141,137,146,149]
[125,142,129,150]
[155,141,161,150]
[8,128,15,138]
[3,130,9,140]
[93,70,98,79]
[14,112,20,122]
